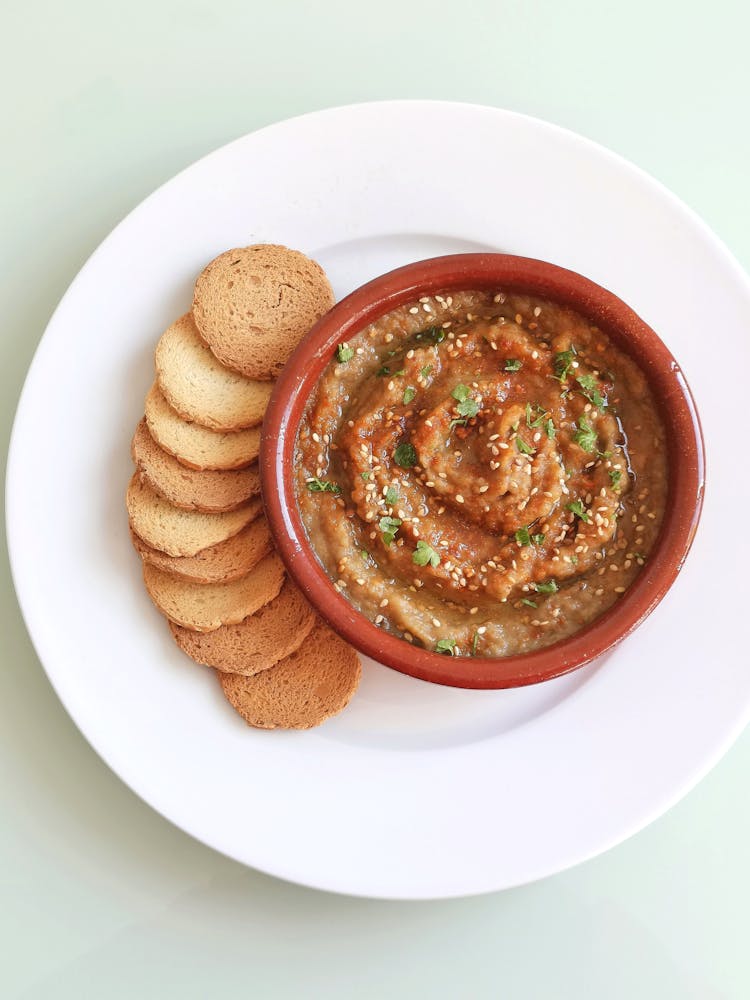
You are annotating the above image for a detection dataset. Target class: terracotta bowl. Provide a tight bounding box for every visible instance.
[261,254,705,689]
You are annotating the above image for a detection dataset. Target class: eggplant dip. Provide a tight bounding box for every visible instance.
[295,289,667,658]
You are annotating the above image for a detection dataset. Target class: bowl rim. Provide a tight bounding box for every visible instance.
[260,253,705,689]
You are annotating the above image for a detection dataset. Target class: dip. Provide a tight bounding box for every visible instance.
[295,290,668,657]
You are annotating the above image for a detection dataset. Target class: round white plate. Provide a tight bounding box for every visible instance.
[7,102,750,899]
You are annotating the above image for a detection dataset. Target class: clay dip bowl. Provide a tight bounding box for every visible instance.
[261,254,705,689]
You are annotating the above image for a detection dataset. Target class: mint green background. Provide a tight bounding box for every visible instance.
[2,2,748,997]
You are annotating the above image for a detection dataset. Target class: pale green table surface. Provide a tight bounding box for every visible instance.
[2,2,748,997]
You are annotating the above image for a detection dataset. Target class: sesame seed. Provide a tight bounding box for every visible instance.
[432,617,441,627]
[478,484,489,493]
[533,306,541,317]
[456,494,465,503]
[379,598,389,608]
[422,303,433,313]
[614,586,626,594]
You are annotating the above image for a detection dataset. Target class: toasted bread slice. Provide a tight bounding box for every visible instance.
[169,578,316,674]
[130,509,270,584]
[131,418,260,512]
[143,553,285,632]
[144,383,260,471]
[192,245,334,380]
[217,620,361,729]
[156,313,273,431]
[126,474,256,558]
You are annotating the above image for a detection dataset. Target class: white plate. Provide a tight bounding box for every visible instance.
[7,102,750,899]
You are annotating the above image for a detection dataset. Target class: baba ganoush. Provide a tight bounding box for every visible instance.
[295,289,668,657]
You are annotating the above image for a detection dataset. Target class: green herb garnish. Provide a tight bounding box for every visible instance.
[394,442,417,468]
[403,386,416,405]
[573,416,597,453]
[435,638,457,655]
[609,469,622,489]
[576,373,606,407]
[414,326,446,344]
[420,365,433,378]
[535,580,558,594]
[504,359,522,372]
[336,344,354,363]
[412,540,441,568]
[375,364,391,377]
[544,418,556,439]
[515,527,532,546]
[520,598,538,608]
[531,533,545,545]
[553,347,576,381]
[360,472,370,481]
[567,500,591,523]
[306,478,341,494]
[471,632,480,655]
[516,436,535,455]
[525,402,548,428]
[385,486,399,506]
[379,515,402,546]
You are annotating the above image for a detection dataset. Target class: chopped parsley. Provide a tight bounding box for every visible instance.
[553,347,576,381]
[516,526,544,547]
[394,442,417,468]
[336,344,354,363]
[450,384,480,428]
[435,638,457,655]
[520,598,538,608]
[451,384,480,419]
[403,386,416,405]
[526,402,547,428]
[573,416,597,453]
[306,478,341,494]
[576,373,606,408]
[609,469,623,489]
[534,580,558,594]
[544,418,556,439]
[420,364,433,378]
[360,549,371,562]
[516,436,535,455]
[567,500,591,523]
[379,515,402,546]
[414,326,446,344]
[504,359,523,372]
[471,632,480,655]
[412,540,441,568]
[376,364,406,378]
[360,471,370,481]
[385,486,399,506]
[515,527,532,546]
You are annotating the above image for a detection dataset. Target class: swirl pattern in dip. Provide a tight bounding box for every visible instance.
[295,290,667,657]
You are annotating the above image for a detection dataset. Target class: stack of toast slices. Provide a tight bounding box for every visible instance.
[126,245,361,730]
